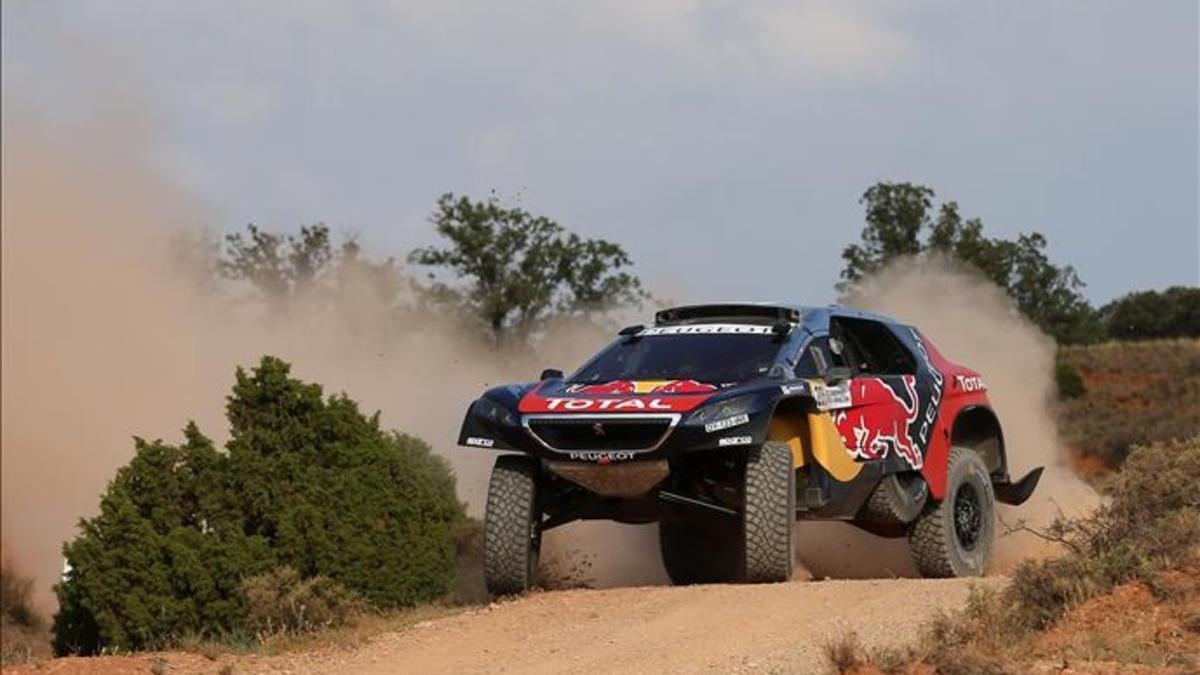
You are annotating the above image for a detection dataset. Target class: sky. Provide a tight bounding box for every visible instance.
[3,0,1197,305]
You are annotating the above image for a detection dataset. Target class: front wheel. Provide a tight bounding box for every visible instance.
[483,455,541,595]
[908,446,995,577]
[742,441,796,583]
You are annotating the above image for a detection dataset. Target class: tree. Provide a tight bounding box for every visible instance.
[408,193,647,340]
[53,357,465,654]
[220,223,343,304]
[840,182,1103,344]
[840,182,932,282]
[1102,286,1200,340]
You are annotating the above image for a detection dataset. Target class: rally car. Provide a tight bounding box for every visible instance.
[458,303,1043,593]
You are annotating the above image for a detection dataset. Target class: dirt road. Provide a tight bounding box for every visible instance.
[245,576,997,675]
[11,521,1014,675]
[11,577,999,675]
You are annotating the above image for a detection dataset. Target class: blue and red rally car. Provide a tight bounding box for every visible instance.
[458,303,1042,593]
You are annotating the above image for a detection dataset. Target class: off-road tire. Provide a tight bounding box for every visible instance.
[483,455,541,595]
[860,471,929,526]
[908,447,995,577]
[742,441,795,583]
[658,516,741,585]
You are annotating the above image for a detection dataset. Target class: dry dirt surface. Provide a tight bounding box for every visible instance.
[257,578,1001,675]
[6,576,1000,675]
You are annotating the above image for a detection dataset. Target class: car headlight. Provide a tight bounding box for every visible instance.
[474,397,516,427]
[688,394,757,431]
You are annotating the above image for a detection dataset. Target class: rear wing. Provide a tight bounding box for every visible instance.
[655,303,802,327]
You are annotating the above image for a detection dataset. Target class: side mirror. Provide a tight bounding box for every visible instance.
[618,324,644,337]
[822,366,852,385]
[539,368,564,381]
[771,321,792,338]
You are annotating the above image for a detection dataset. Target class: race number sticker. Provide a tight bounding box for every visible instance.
[812,381,852,411]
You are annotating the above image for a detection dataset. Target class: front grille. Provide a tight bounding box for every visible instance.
[524,415,676,452]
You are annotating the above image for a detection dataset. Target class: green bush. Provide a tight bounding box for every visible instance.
[1054,359,1085,399]
[53,356,465,655]
[240,567,364,638]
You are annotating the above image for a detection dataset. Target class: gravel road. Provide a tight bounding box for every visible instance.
[240,576,1000,675]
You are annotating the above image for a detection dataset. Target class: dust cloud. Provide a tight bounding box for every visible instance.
[825,255,1102,574]
[0,105,616,609]
[544,257,1103,586]
[1,104,1094,609]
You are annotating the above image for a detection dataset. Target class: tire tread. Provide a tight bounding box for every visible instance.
[743,441,795,583]
[908,447,994,578]
[483,455,538,595]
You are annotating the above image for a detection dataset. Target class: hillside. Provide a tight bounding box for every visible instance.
[1057,338,1200,470]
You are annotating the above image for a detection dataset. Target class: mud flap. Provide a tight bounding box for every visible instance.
[993,467,1043,506]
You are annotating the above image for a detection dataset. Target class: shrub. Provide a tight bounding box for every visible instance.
[53,356,465,655]
[1008,437,1200,628]
[829,438,1200,673]
[1054,359,1085,399]
[1,559,51,665]
[240,567,364,638]
[1057,339,1200,467]
[1,559,42,631]
[224,358,465,609]
[448,517,488,605]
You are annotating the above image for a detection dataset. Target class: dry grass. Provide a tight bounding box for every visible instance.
[239,567,366,640]
[174,602,467,660]
[1058,338,1200,468]
[1,558,52,666]
[828,437,1200,674]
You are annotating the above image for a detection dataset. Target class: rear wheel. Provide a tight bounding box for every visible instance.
[908,447,995,577]
[859,471,929,527]
[658,516,741,585]
[742,441,795,583]
[483,455,541,595]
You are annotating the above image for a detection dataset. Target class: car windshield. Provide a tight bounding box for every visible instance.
[570,333,783,385]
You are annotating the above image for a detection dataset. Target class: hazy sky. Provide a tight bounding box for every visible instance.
[4,1,1197,305]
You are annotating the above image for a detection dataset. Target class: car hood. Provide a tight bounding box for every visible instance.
[515,378,764,414]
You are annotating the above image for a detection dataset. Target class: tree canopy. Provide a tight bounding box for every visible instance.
[841,182,1102,343]
[220,223,343,302]
[1102,286,1200,340]
[408,193,647,340]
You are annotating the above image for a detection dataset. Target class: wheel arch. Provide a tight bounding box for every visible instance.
[949,405,1007,477]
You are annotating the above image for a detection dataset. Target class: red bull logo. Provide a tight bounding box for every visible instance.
[832,376,923,469]
[569,379,718,395]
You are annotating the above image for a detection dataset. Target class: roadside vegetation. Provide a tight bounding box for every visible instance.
[1,559,52,665]
[1057,339,1200,470]
[9,184,1196,668]
[827,436,1200,674]
[52,356,466,656]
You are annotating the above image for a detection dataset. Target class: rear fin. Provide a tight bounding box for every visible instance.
[993,467,1043,506]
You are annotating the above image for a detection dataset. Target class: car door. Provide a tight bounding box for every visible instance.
[826,317,924,469]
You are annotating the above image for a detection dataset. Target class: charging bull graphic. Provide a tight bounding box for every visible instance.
[830,330,945,471]
[833,376,923,469]
[567,379,719,395]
